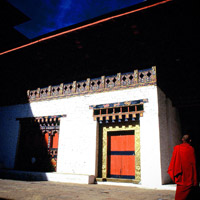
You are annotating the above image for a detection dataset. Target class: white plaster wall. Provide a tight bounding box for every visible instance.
[0,85,165,187]
[0,104,34,168]
[55,85,162,180]
[25,96,97,175]
[157,88,181,184]
[139,87,161,187]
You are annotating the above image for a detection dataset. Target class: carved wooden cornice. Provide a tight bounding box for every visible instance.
[27,67,156,102]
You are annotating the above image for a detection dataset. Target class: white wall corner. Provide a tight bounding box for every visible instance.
[140,86,162,187]
[157,87,182,184]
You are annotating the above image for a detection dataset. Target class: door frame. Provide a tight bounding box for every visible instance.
[102,124,141,183]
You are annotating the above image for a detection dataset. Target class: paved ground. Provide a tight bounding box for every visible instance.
[0,179,175,200]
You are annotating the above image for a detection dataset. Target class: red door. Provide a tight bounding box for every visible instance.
[108,131,135,179]
[49,132,59,170]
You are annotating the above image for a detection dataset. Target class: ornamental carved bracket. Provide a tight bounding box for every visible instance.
[90,99,148,123]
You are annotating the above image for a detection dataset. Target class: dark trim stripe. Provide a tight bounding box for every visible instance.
[90,99,148,109]
[109,175,135,179]
[108,151,135,155]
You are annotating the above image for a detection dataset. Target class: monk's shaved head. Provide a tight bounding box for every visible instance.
[182,134,191,143]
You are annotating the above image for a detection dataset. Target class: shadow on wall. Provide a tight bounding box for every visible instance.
[179,106,200,184]
[15,118,56,173]
[0,101,58,181]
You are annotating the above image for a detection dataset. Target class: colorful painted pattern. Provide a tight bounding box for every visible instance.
[90,99,147,123]
[89,99,148,109]
[101,124,141,183]
[27,67,156,102]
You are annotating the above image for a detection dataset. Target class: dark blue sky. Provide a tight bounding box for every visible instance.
[8,0,144,39]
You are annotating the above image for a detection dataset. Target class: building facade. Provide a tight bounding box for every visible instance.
[0,67,181,187]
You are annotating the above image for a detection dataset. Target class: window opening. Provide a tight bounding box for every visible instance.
[15,115,66,172]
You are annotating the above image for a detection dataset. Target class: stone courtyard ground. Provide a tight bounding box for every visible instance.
[0,179,175,200]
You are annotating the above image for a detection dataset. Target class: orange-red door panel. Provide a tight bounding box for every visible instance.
[108,131,135,179]
[110,135,135,151]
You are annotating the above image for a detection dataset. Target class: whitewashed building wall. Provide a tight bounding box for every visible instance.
[0,84,181,187]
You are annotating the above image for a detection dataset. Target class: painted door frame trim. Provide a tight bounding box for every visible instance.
[102,124,141,183]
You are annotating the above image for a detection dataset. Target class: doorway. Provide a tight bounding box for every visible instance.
[107,131,135,179]
[98,123,141,183]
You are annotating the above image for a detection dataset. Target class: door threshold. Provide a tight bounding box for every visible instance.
[96,177,139,184]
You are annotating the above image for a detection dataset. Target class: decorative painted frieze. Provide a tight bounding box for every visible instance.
[27,67,156,102]
[90,99,148,123]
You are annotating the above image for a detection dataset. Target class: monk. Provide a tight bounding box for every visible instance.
[168,134,198,200]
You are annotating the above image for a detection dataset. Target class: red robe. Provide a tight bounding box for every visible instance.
[168,143,198,200]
